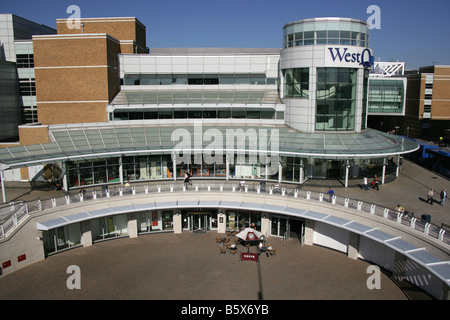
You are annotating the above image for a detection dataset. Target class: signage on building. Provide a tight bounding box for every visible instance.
[325,46,374,68]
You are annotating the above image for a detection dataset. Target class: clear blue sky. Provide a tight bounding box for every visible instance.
[1,0,449,70]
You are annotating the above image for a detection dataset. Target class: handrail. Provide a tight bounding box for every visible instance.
[1,181,449,246]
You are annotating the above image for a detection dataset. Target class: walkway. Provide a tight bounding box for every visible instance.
[3,158,448,226]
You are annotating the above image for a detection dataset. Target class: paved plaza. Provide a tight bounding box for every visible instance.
[0,159,447,301]
[0,232,409,300]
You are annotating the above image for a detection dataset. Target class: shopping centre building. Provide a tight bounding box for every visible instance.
[0,16,418,190]
[3,14,449,300]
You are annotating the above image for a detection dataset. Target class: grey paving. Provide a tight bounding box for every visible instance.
[0,232,408,300]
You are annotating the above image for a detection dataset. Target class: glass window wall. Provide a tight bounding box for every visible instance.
[42,224,81,256]
[367,78,404,113]
[283,20,369,48]
[122,73,274,86]
[112,108,276,121]
[225,211,261,232]
[283,68,309,98]
[316,68,357,131]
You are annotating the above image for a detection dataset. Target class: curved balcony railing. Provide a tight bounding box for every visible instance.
[1,181,449,246]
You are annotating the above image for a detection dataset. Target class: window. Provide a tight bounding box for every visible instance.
[283,68,309,98]
[16,54,34,68]
[19,80,36,96]
[284,21,370,48]
[316,68,357,131]
[122,73,271,85]
[367,79,404,114]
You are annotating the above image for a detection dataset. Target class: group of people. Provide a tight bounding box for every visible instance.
[426,188,447,206]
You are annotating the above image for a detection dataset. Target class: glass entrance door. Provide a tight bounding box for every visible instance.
[190,214,210,233]
[271,216,304,242]
[271,216,287,238]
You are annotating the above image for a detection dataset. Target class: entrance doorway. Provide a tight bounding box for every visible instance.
[191,213,210,233]
[182,210,218,233]
[289,218,305,244]
[271,216,305,243]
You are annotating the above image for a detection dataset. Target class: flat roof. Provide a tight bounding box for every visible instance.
[0,123,419,169]
[150,48,281,56]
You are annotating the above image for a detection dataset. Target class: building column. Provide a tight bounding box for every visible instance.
[260,212,270,238]
[278,161,282,183]
[396,155,401,177]
[173,211,182,234]
[381,157,386,184]
[345,160,349,188]
[119,156,124,184]
[226,158,229,180]
[304,220,314,246]
[80,221,93,247]
[127,213,138,238]
[299,159,304,184]
[347,232,360,259]
[173,159,177,181]
[1,170,6,203]
[217,210,226,233]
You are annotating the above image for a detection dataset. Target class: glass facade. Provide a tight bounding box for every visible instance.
[112,108,282,122]
[123,73,278,86]
[283,68,309,98]
[283,19,370,48]
[316,68,357,131]
[225,210,261,232]
[139,210,174,234]
[368,79,405,113]
[63,153,397,189]
[67,155,173,188]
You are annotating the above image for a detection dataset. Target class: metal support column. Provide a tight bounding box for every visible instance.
[278,161,282,183]
[0,170,6,203]
[345,160,349,188]
[173,159,177,181]
[226,158,229,180]
[119,156,124,184]
[381,157,386,184]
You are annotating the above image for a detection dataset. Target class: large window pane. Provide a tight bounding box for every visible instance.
[283,68,309,98]
[316,68,357,131]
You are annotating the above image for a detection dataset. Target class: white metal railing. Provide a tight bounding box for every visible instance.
[0,201,29,238]
[1,181,449,245]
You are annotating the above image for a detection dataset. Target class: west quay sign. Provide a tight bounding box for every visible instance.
[325,46,374,69]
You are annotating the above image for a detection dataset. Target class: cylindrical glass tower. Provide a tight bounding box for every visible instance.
[280,17,373,133]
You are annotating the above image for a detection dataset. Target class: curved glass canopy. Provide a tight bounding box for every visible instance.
[0,123,419,170]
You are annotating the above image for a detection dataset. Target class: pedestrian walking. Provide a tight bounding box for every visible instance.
[184,171,192,187]
[440,189,447,206]
[326,187,334,201]
[371,175,380,190]
[361,176,369,190]
[426,188,434,205]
